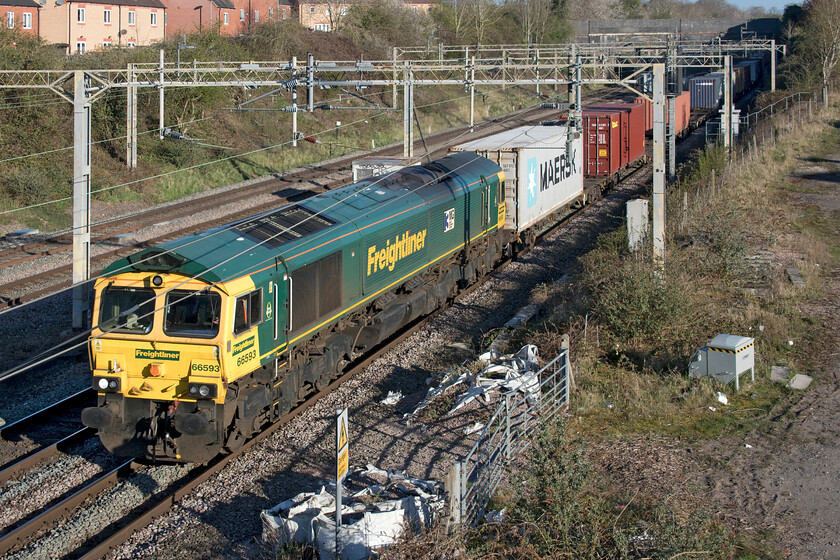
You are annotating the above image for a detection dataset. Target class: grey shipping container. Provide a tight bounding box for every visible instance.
[451,126,584,233]
[690,73,724,110]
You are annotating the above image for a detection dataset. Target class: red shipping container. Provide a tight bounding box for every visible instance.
[581,110,621,176]
[633,91,691,136]
[588,103,646,168]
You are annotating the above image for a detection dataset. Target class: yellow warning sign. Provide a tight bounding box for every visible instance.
[337,447,348,480]
[611,120,618,128]
[338,419,347,450]
[336,408,349,482]
[598,149,607,157]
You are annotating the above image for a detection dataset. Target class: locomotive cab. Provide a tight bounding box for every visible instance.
[82,270,286,463]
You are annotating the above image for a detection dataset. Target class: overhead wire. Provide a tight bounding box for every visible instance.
[0,116,539,383]
[0,81,534,320]
[0,149,505,382]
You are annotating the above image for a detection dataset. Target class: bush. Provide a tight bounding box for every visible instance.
[582,230,688,347]
[2,167,60,206]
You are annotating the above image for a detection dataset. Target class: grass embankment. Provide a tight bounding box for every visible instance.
[384,102,840,559]
[0,26,542,232]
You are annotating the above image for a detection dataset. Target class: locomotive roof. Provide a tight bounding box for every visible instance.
[102,152,500,286]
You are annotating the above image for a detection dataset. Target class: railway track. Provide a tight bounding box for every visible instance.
[0,88,631,311]
[0,104,555,309]
[0,148,653,560]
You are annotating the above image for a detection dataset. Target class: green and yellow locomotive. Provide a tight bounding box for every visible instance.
[82,152,507,463]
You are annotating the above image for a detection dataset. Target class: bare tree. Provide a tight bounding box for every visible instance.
[563,0,615,20]
[515,0,553,45]
[324,0,349,31]
[466,0,502,48]
[803,0,840,94]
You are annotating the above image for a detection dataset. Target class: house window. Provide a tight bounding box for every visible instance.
[340,6,348,15]
[6,12,12,28]
[313,23,329,31]
[150,12,157,25]
[239,8,244,20]
[282,8,287,18]
[103,40,112,47]
[22,12,31,29]
[103,9,111,23]
[77,7,84,23]
[223,12,229,24]
[127,40,136,47]
[127,10,135,24]
[269,7,273,18]
[164,12,167,24]
[325,6,330,14]
[254,9,258,21]
[309,6,315,13]
[76,41,86,54]
[411,5,418,11]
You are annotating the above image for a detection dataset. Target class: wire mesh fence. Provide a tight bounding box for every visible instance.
[445,348,570,527]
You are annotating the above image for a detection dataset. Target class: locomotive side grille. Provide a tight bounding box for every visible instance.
[319,251,342,317]
[237,205,334,248]
[291,251,343,334]
[293,261,318,330]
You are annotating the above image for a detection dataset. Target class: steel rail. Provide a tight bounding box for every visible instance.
[0,460,138,555]
[0,428,95,485]
[0,388,94,441]
[2,111,650,560]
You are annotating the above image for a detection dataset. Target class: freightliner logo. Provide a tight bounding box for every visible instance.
[135,349,180,361]
[367,229,427,276]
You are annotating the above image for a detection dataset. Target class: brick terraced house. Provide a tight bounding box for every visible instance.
[40,0,165,53]
[2,0,41,36]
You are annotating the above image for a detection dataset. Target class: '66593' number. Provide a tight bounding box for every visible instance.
[236,350,257,366]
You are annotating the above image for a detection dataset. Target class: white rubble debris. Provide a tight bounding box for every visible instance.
[261,465,443,560]
[380,391,403,405]
[405,344,542,419]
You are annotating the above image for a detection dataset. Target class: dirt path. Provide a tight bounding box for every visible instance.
[696,155,840,559]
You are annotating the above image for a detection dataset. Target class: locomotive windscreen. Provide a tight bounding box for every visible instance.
[236,205,334,248]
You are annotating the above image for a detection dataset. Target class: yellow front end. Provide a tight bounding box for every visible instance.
[84,272,231,462]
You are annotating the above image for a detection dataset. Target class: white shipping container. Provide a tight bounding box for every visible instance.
[352,157,413,182]
[451,126,584,233]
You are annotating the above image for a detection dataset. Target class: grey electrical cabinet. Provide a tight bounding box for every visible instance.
[688,334,755,391]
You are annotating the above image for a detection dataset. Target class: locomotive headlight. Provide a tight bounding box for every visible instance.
[94,376,121,392]
[152,275,163,287]
[187,383,217,399]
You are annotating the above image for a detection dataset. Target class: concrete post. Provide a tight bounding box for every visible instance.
[723,55,731,149]
[73,71,91,329]
[126,64,137,170]
[392,47,398,108]
[652,63,666,270]
[291,56,298,147]
[403,67,414,158]
[469,56,475,132]
[770,39,776,91]
[158,49,165,140]
[307,52,315,113]
[668,94,676,183]
[445,462,462,528]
